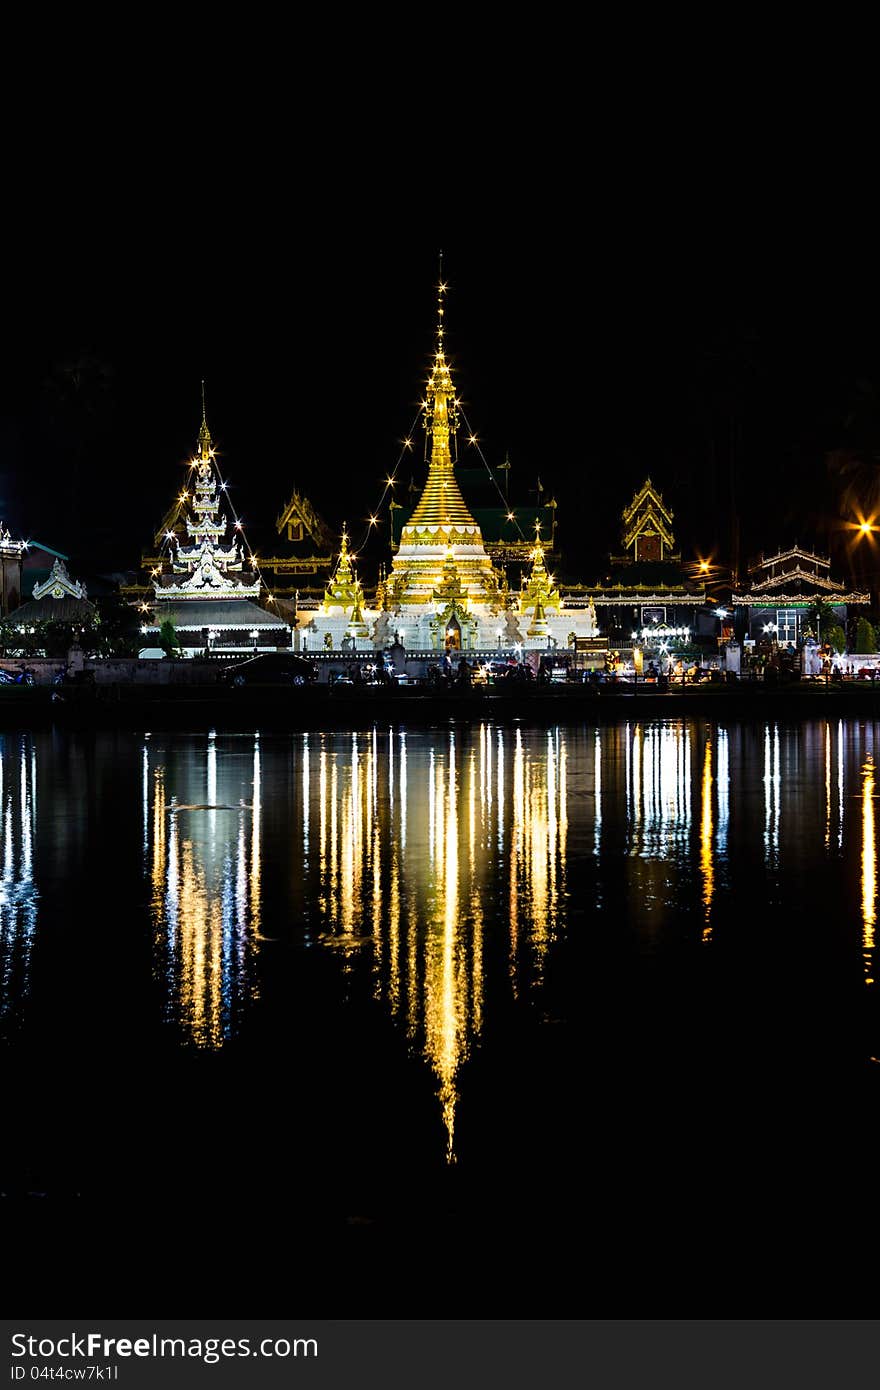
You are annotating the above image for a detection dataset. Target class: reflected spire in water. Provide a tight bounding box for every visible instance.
[0,735,38,1028]
[143,734,263,1047]
[310,726,569,1160]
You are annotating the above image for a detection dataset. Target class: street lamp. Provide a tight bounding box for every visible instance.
[250,629,259,654]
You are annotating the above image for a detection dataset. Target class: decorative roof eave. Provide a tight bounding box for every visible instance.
[160,584,262,600]
[621,479,673,526]
[621,512,676,549]
[560,590,706,605]
[144,621,287,633]
[732,591,870,606]
[275,490,335,548]
[32,558,88,601]
[749,545,832,573]
[567,583,702,596]
[749,567,847,594]
[401,523,484,540]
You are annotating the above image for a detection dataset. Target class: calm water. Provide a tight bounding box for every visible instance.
[3,718,880,1208]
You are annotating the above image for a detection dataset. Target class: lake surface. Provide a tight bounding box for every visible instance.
[3,717,880,1228]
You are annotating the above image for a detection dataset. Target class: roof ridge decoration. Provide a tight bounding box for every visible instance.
[32,557,87,601]
[619,478,677,559]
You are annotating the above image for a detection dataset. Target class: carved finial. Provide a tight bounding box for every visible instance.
[198,381,212,457]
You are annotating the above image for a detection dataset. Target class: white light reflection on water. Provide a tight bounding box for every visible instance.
[143,733,262,1048]
[0,735,38,1025]
[764,723,781,865]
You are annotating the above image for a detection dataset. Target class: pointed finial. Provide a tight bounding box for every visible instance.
[436,249,447,357]
[198,380,212,457]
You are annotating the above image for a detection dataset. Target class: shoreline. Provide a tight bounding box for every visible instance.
[3,680,880,727]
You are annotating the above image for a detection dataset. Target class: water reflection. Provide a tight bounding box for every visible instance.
[311,726,569,1159]
[143,733,262,1047]
[0,734,38,1026]
[133,718,880,1155]
[862,755,876,986]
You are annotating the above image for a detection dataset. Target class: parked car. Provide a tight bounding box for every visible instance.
[219,653,317,687]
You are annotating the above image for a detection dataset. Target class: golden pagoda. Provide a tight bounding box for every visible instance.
[520,521,560,637]
[386,278,503,644]
[322,525,364,613]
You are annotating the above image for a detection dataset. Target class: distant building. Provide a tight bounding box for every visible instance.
[732,545,869,645]
[562,478,709,646]
[10,557,97,628]
[251,491,336,616]
[0,522,26,614]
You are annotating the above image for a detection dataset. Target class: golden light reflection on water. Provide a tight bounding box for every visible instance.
[700,737,714,940]
[143,734,262,1047]
[0,735,37,1024]
[862,755,876,985]
[313,725,569,1160]
[134,721,880,1152]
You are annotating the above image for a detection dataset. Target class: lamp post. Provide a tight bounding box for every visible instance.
[250,629,259,654]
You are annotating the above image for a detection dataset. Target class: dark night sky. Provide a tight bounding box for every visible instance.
[5,140,880,591]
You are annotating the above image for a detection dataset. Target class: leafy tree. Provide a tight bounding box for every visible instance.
[93,595,141,657]
[824,623,847,654]
[0,615,100,657]
[158,619,182,658]
[854,616,876,653]
[807,600,839,641]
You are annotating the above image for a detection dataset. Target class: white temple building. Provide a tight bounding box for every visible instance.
[142,403,291,656]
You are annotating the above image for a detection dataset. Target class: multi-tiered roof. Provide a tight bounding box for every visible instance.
[145,398,289,648]
[387,280,502,612]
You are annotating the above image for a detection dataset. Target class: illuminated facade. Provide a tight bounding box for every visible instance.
[141,402,290,655]
[731,545,868,646]
[299,284,603,654]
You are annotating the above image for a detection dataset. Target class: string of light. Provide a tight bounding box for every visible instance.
[350,408,423,558]
[457,404,533,546]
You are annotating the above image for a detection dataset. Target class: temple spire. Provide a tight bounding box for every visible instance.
[198,380,212,459]
[407,276,478,531]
